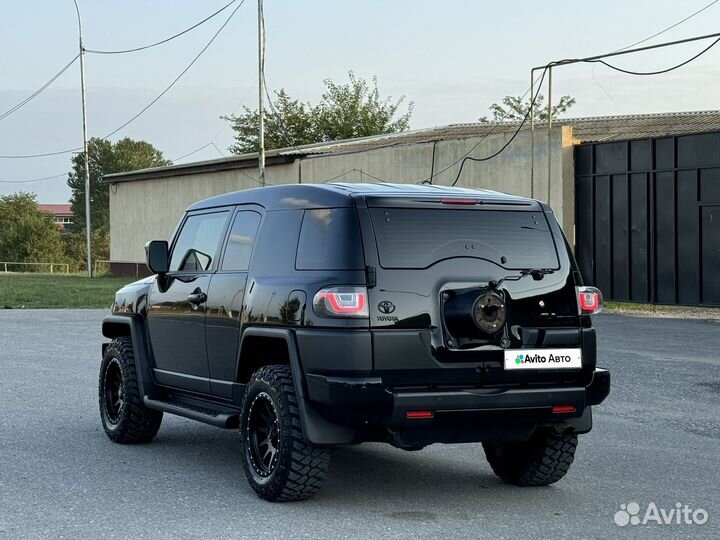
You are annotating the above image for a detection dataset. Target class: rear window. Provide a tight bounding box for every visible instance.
[369,208,559,270]
[296,208,364,270]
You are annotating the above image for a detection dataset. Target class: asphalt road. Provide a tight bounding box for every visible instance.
[1,310,719,540]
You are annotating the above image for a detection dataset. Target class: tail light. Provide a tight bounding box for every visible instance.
[576,286,603,315]
[313,286,368,318]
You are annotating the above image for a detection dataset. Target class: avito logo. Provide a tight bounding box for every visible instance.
[515,353,572,364]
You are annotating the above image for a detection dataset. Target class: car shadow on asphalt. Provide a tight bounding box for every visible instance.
[146,421,523,507]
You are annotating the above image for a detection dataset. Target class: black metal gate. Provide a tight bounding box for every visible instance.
[575,131,720,306]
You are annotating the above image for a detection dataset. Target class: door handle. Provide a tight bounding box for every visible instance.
[187,292,207,306]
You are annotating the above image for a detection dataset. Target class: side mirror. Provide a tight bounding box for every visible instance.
[145,240,169,275]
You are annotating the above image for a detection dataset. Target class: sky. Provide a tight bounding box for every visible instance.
[1,0,719,203]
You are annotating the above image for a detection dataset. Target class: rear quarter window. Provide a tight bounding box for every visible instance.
[295,208,364,270]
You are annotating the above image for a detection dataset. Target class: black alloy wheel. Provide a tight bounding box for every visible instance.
[239,365,330,501]
[246,392,280,478]
[98,337,163,443]
[102,358,125,425]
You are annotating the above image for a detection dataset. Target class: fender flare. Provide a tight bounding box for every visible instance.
[239,327,355,445]
[102,314,156,399]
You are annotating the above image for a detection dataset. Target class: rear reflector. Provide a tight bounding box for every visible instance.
[552,405,576,414]
[406,410,434,419]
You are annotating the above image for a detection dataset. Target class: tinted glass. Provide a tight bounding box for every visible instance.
[170,211,229,272]
[296,208,364,270]
[222,211,261,271]
[369,208,559,270]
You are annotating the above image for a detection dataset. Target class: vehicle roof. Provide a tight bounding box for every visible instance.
[187,182,540,212]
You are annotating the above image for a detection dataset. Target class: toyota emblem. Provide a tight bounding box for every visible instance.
[378,300,396,314]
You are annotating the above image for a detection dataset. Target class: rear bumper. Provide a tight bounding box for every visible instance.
[305,368,610,429]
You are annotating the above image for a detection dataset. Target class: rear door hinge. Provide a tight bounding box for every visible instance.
[365,265,377,289]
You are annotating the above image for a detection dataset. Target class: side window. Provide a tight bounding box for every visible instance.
[169,211,229,272]
[295,208,364,270]
[221,211,262,271]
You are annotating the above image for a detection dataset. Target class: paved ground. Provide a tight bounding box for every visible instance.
[1,310,719,540]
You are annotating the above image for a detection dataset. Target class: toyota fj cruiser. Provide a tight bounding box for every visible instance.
[99,183,609,502]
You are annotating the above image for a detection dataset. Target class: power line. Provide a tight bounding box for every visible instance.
[451,67,549,187]
[0,173,67,184]
[416,70,546,185]
[101,0,246,140]
[85,0,238,54]
[616,0,720,52]
[588,0,720,100]
[588,35,720,75]
[172,143,214,162]
[0,54,80,122]
[263,76,307,153]
[0,0,246,160]
[321,169,358,183]
[172,84,255,163]
[0,146,83,159]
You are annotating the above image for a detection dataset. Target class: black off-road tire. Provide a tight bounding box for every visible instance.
[483,430,578,486]
[240,365,330,502]
[99,337,163,444]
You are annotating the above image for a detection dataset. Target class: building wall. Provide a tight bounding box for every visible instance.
[299,127,573,230]
[109,127,573,264]
[109,163,298,262]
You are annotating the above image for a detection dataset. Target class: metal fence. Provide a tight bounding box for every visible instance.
[575,131,720,306]
[94,260,147,278]
[0,261,71,273]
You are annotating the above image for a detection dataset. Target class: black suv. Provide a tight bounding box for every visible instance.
[99,183,609,501]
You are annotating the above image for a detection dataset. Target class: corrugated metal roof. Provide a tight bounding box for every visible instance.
[559,110,720,143]
[105,110,720,182]
[277,110,720,154]
[38,204,72,215]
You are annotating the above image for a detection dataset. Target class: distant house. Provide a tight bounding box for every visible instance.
[38,204,73,231]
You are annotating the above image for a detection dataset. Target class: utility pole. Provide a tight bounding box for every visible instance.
[73,0,92,277]
[529,72,534,199]
[257,0,266,186]
[546,66,552,207]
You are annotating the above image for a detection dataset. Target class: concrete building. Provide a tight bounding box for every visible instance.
[104,111,720,306]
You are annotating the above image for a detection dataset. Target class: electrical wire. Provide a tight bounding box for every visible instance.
[171,84,255,163]
[263,76,307,153]
[590,0,720,100]
[320,169,358,183]
[171,143,214,162]
[587,35,720,75]
[450,67,549,187]
[0,146,83,159]
[416,70,546,185]
[616,0,720,52]
[0,0,246,160]
[359,170,389,183]
[101,0,246,140]
[0,54,80,122]
[445,31,720,186]
[85,0,238,54]
[0,173,67,184]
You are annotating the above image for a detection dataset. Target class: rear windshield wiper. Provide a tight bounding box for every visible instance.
[489,268,555,290]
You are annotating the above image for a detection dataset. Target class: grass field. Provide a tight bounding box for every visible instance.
[0,273,133,309]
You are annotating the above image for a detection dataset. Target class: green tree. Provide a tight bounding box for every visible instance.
[224,72,413,154]
[60,230,110,273]
[0,192,65,266]
[67,137,171,233]
[479,94,576,123]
